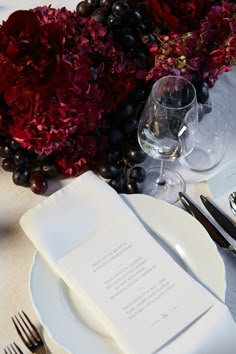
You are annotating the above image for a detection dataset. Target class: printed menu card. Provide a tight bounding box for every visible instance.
[58,214,213,354]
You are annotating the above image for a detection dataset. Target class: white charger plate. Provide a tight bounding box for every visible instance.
[29,194,226,354]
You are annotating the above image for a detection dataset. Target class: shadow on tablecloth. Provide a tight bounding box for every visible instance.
[218,246,236,322]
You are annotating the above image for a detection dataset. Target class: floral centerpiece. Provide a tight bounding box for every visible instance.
[0,7,143,182]
[0,0,235,194]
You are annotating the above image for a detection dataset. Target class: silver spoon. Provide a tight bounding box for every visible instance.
[229,192,236,215]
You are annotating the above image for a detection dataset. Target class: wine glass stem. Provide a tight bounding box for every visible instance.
[156,160,166,186]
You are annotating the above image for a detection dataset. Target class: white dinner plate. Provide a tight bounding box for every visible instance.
[29,194,226,354]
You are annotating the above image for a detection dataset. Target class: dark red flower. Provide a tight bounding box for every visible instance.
[147,2,236,87]
[0,7,143,176]
[146,0,211,33]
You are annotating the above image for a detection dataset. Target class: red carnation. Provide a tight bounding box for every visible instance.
[0,7,144,176]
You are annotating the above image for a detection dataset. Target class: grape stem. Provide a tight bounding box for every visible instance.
[156,160,166,186]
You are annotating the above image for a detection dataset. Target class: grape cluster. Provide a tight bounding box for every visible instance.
[98,87,148,193]
[0,138,59,194]
[76,0,155,65]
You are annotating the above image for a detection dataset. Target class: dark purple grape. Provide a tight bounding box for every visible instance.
[122,34,136,49]
[141,33,157,45]
[9,139,20,151]
[126,9,142,27]
[109,175,125,193]
[14,151,28,166]
[86,0,100,7]
[109,127,124,146]
[30,164,42,174]
[76,1,93,17]
[149,34,158,43]
[194,81,209,104]
[125,180,141,194]
[26,149,38,160]
[112,29,123,43]
[92,8,107,24]
[190,71,199,84]
[36,153,49,162]
[0,135,6,145]
[203,104,212,114]
[107,14,122,28]
[100,0,115,10]
[129,166,146,183]
[136,52,147,69]
[124,118,138,136]
[99,163,122,179]
[12,167,31,186]
[107,149,123,163]
[112,1,129,17]
[126,147,147,163]
[130,87,146,103]
[0,145,13,158]
[198,104,212,121]
[118,102,135,119]
[30,174,48,195]
[1,158,15,172]
[138,23,147,34]
[41,163,59,178]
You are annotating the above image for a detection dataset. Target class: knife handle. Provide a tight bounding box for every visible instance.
[200,195,236,242]
[179,193,231,249]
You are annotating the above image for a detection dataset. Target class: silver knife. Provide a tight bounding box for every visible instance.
[179,192,236,255]
[200,195,236,241]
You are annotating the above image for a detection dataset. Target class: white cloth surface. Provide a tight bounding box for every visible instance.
[20,171,236,354]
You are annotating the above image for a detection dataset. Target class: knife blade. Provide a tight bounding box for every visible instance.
[200,195,236,242]
[179,192,236,255]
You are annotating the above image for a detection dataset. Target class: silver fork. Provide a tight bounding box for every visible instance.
[12,311,47,354]
[3,342,23,354]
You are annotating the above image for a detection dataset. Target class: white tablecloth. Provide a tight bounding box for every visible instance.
[1,2,236,353]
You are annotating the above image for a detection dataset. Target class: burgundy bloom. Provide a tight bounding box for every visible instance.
[147,2,236,87]
[146,0,211,32]
[0,7,143,176]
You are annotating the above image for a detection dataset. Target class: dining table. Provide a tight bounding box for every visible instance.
[1,1,236,353]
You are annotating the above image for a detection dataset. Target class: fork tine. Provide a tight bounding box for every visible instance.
[10,343,18,354]
[12,342,24,354]
[12,315,30,349]
[18,312,38,342]
[22,311,42,341]
[12,311,44,352]
[3,343,23,354]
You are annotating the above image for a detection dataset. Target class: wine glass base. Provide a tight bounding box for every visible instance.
[140,166,185,204]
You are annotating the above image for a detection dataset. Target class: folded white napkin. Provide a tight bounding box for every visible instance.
[20,171,236,354]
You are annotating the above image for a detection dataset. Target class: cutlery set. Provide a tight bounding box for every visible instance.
[4,311,47,354]
[179,192,236,255]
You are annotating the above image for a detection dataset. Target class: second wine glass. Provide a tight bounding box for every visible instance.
[138,75,197,204]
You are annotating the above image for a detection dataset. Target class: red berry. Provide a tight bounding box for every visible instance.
[30,174,48,195]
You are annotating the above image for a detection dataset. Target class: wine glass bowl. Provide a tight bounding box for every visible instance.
[138,75,197,203]
[181,103,229,172]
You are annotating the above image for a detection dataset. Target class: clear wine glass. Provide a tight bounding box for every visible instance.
[137,75,197,204]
